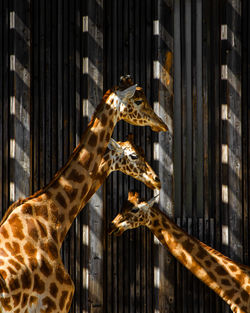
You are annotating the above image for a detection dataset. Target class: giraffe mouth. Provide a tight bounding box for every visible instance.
[108,223,124,236]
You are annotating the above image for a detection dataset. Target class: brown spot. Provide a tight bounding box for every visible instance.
[50,282,58,298]
[58,214,65,224]
[15,255,25,264]
[182,239,195,252]
[109,120,114,129]
[5,242,20,255]
[59,290,69,310]
[7,266,16,275]
[9,278,20,291]
[24,242,37,257]
[214,266,228,276]
[81,183,89,198]
[21,293,29,308]
[207,271,217,282]
[109,108,114,116]
[157,234,164,242]
[0,226,9,238]
[67,169,85,183]
[196,247,207,259]
[229,265,237,272]
[9,214,25,240]
[0,248,8,257]
[55,266,65,284]
[37,220,47,237]
[224,288,237,299]
[105,132,111,142]
[42,296,56,312]
[205,260,212,267]
[221,278,231,286]
[40,255,53,277]
[28,257,38,270]
[153,220,160,227]
[172,231,184,240]
[64,185,78,202]
[162,221,170,230]
[69,205,78,222]
[88,133,98,146]
[33,274,45,294]
[92,162,98,176]
[29,296,38,306]
[60,227,67,242]
[13,293,21,306]
[0,297,12,311]
[27,218,39,241]
[100,114,108,126]
[35,205,48,220]
[55,192,67,209]
[21,203,33,215]
[0,259,4,266]
[41,242,58,261]
[99,130,105,142]
[241,290,249,302]
[235,297,241,305]
[9,259,21,270]
[0,269,7,279]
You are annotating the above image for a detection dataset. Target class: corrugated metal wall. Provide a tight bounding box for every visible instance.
[0,0,249,312]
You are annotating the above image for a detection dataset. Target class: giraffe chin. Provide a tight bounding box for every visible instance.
[108,225,124,236]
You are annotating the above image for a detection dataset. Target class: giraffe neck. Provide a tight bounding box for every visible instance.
[147,208,250,312]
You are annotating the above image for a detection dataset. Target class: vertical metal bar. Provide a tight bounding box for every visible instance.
[173,0,182,217]
[10,0,31,202]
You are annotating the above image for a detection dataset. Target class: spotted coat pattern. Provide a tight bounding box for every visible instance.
[109,192,250,313]
[0,77,167,313]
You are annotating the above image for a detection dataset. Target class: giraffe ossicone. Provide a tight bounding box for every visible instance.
[109,192,250,313]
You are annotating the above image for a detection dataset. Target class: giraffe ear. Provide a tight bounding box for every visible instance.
[128,191,140,204]
[116,84,137,100]
[108,138,123,151]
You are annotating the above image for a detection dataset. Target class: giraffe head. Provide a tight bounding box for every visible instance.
[115,75,168,132]
[106,134,161,189]
[108,191,157,236]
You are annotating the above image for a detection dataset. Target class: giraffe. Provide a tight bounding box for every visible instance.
[0,75,167,313]
[109,192,250,313]
[84,133,161,204]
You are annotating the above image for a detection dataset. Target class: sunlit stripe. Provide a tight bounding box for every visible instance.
[221,65,227,80]
[10,139,15,159]
[153,20,159,35]
[10,182,15,202]
[10,11,15,29]
[10,96,15,115]
[222,184,228,204]
[221,144,228,164]
[222,225,229,246]
[221,104,228,120]
[221,25,227,40]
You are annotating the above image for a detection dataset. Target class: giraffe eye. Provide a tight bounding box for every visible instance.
[131,208,139,213]
[135,100,142,105]
[130,154,139,160]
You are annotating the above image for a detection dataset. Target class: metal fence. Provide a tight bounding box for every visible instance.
[0,0,249,312]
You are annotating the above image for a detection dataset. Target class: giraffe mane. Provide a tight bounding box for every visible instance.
[0,89,114,227]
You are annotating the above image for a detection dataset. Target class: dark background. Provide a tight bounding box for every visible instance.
[0,0,249,312]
